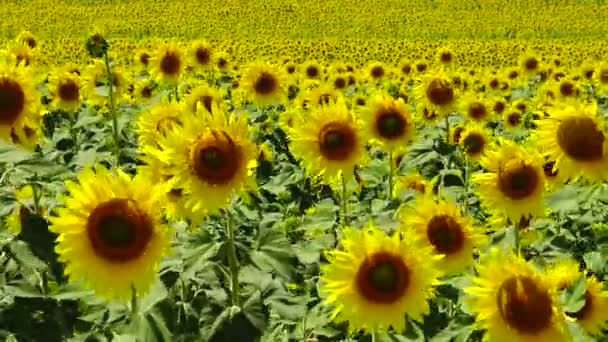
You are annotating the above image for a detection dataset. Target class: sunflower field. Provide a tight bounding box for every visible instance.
[2,0,608,341]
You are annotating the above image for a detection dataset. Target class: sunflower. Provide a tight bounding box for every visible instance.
[243,62,284,106]
[214,51,231,72]
[593,62,608,94]
[134,49,151,71]
[366,62,387,81]
[400,196,485,274]
[546,258,581,291]
[459,122,491,160]
[135,100,183,149]
[157,106,256,217]
[464,248,568,342]
[302,60,322,80]
[303,83,339,109]
[287,98,366,184]
[0,62,38,142]
[8,42,34,67]
[185,84,223,114]
[518,52,541,76]
[133,78,158,101]
[472,139,546,222]
[16,31,37,49]
[535,101,608,182]
[415,69,458,118]
[503,105,523,130]
[459,93,490,122]
[361,94,414,150]
[3,185,40,235]
[565,275,608,337]
[48,165,171,300]
[48,70,81,112]
[153,44,184,83]
[437,47,455,66]
[188,40,213,70]
[393,171,431,197]
[319,223,442,333]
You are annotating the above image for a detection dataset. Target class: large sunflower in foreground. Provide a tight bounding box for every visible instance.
[464,248,568,342]
[360,94,414,151]
[0,62,38,142]
[157,106,256,218]
[535,102,608,182]
[320,223,442,333]
[472,139,546,222]
[400,196,485,274]
[242,62,285,106]
[49,165,171,300]
[135,100,183,149]
[287,98,366,184]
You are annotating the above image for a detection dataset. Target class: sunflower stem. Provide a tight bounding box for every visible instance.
[225,210,241,307]
[130,284,138,315]
[514,221,521,252]
[174,83,179,102]
[462,156,470,214]
[103,51,120,167]
[444,113,450,143]
[388,150,394,200]
[340,173,349,229]
[31,177,41,215]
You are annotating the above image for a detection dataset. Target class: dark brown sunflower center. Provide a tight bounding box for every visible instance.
[560,82,575,97]
[334,77,346,89]
[462,133,485,155]
[0,77,26,125]
[426,78,454,106]
[497,276,553,334]
[196,47,211,65]
[160,52,181,76]
[306,66,319,78]
[408,181,426,193]
[489,79,499,89]
[600,69,608,84]
[192,132,241,185]
[557,116,605,162]
[507,112,521,126]
[375,109,407,140]
[524,58,538,71]
[423,107,438,120]
[371,66,384,79]
[24,37,36,49]
[87,198,153,263]
[139,53,150,66]
[567,290,593,320]
[253,72,278,95]
[416,63,427,72]
[401,64,412,74]
[141,86,152,98]
[493,101,506,114]
[453,126,465,143]
[318,122,356,161]
[426,214,465,254]
[58,80,79,102]
[469,102,487,120]
[356,98,366,106]
[199,95,214,113]
[543,161,558,178]
[318,93,334,106]
[217,58,228,69]
[286,65,295,74]
[498,160,540,200]
[440,52,452,63]
[356,252,410,303]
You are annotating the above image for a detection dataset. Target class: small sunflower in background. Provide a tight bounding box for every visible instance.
[436,46,455,67]
[400,196,485,274]
[360,93,414,151]
[518,52,541,77]
[132,78,158,102]
[185,83,223,114]
[303,82,339,109]
[415,69,458,119]
[153,43,184,83]
[213,51,231,72]
[287,98,366,185]
[365,61,388,82]
[48,70,81,112]
[8,41,34,67]
[536,101,608,183]
[49,165,172,300]
[16,31,37,49]
[464,248,568,342]
[503,105,524,130]
[157,106,256,218]
[459,122,491,160]
[593,62,608,94]
[134,49,151,71]
[319,223,442,334]
[472,139,546,222]
[188,40,213,71]
[393,171,431,197]
[302,60,322,80]
[135,100,183,149]
[243,62,284,107]
[459,92,490,122]
[0,61,39,143]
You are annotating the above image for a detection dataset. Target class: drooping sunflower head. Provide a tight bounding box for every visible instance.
[185,84,223,114]
[48,165,172,300]
[361,94,413,149]
[189,40,213,69]
[153,44,184,83]
[400,196,486,274]
[416,69,458,117]
[464,248,567,342]
[158,108,256,217]
[243,62,284,107]
[472,139,546,222]
[136,100,183,149]
[320,223,442,333]
[49,70,81,111]
[287,99,366,184]
[536,102,608,182]
[459,122,491,160]
[0,62,38,142]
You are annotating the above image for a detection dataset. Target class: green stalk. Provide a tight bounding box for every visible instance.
[340,173,349,228]
[225,211,241,307]
[462,156,470,214]
[444,113,450,143]
[130,284,138,316]
[388,150,394,200]
[103,52,120,166]
[514,221,521,253]
[174,83,179,102]
[31,178,41,215]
